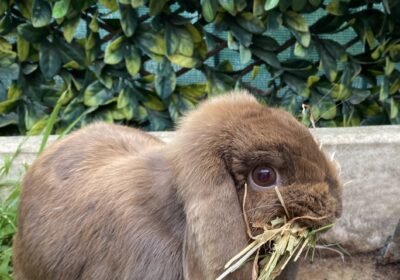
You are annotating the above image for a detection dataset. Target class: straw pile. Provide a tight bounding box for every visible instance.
[217,186,333,280]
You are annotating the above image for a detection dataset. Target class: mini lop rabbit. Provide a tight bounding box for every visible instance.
[13,91,342,280]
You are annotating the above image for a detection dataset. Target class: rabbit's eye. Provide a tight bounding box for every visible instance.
[250,165,277,188]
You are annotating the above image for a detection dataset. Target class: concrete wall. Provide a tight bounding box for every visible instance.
[1,126,399,254]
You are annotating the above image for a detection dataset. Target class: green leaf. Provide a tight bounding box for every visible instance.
[63,16,80,43]
[166,26,194,57]
[0,63,19,81]
[104,36,125,65]
[155,58,176,99]
[294,42,308,57]
[330,83,351,101]
[0,1,9,15]
[185,24,202,44]
[135,105,148,122]
[236,12,266,34]
[380,77,389,101]
[239,44,251,64]
[89,13,99,32]
[131,0,145,8]
[143,95,166,111]
[147,111,171,130]
[314,98,337,120]
[179,84,207,98]
[168,54,199,68]
[390,98,398,119]
[17,23,48,43]
[149,0,168,16]
[292,0,307,11]
[227,31,239,50]
[125,44,141,76]
[348,89,370,105]
[24,102,47,131]
[28,117,49,136]
[0,112,18,128]
[0,13,13,35]
[284,11,309,32]
[136,29,167,55]
[206,70,235,95]
[165,24,180,55]
[17,0,33,19]
[176,28,194,57]
[309,0,322,7]
[52,0,70,19]
[264,0,279,11]
[216,60,233,72]
[0,98,18,114]
[117,85,139,112]
[55,37,86,66]
[201,0,218,22]
[326,1,348,16]
[312,14,346,34]
[290,29,311,48]
[21,64,37,75]
[251,48,281,68]
[266,10,282,30]
[283,73,309,97]
[119,3,138,37]
[235,0,247,12]
[99,0,118,11]
[111,106,126,120]
[0,37,16,58]
[17,35,30,62]
[84,81,114,107]
[307,75,320,87]
[8,83,23,100]
[168,95,180,121]
[253,0,265,16]
[280,91,304,114]
[279,0,291,11]
[385,57,395,76]
[229,20,253,47]
[316,41,337,82]
[251,65,260,80]
[31,0,52,27]
[252,35,279,51]
[85,31,97,51]
[39,41,61,79]
[219,0,236,15]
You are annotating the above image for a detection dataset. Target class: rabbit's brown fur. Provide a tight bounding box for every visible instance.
[13,91,341,280]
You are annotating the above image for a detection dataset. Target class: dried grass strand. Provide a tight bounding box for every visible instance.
[274,187,290,218]
[243,183,256,239]
[217,184,334,280]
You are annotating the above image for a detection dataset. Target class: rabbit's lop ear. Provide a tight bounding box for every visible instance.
[166,92,257,279]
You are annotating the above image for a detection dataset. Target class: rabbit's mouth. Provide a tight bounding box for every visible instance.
[244,182,341,231]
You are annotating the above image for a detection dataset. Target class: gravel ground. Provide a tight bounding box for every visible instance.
[297,251,400,280]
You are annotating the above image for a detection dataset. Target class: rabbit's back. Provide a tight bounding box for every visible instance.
[13,123,185,280]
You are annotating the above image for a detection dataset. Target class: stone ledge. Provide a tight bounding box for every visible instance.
[1,125,400,254]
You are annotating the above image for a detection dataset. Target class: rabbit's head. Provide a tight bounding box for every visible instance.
[166,91,342,278]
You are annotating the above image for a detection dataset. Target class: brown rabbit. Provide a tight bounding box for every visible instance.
[13,91,342,280]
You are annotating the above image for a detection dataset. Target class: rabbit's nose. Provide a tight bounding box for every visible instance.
[277,183,339,229]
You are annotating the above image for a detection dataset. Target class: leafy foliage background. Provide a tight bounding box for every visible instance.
[0,0,400,136]
[0,0,400,277]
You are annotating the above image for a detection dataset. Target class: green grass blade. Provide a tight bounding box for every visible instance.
[58,106,98,139]
[38,90,68,154]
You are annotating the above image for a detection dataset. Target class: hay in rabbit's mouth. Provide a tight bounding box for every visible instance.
[216,186,333,280]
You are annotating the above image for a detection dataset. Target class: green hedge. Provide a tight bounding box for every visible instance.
[0,0,400,135]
